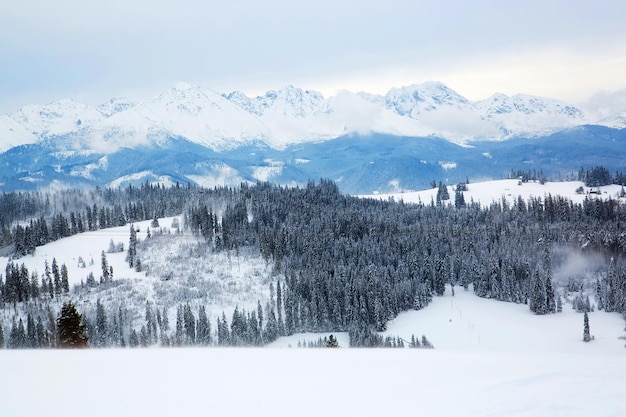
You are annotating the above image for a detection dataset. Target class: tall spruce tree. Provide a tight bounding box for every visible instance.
[583,311,591,342]
[95,299,108,347]
[57,301,88,348]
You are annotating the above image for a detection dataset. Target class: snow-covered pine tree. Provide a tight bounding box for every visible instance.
[100,251,110,284]
[126,224,137,268]
[95,299,107,347]
[57,301,88,348]
[583,311,591,342]
[529,269,547,314]
[151,213,159,228]
[197,305,211,346]
[61,264,69,293]
[52,258,61,296]
[325,334,339,347]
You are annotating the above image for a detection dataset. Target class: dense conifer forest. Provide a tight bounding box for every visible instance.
[0,172,625,348]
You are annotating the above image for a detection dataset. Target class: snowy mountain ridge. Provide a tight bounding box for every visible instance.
[0,81,618,154]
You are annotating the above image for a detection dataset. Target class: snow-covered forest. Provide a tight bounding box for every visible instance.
[0,168,625,349]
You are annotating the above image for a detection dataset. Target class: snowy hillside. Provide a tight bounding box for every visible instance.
[8,98,104,138]
[0,216,273,325]
[80,82,272,152]
[364,179,625,206]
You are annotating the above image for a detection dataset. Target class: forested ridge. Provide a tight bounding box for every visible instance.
[0,177,625,348]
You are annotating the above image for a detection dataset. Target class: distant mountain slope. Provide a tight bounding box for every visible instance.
[0,81,625,193]
[0,125,624,194]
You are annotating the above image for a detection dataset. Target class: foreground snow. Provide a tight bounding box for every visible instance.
[1,346,623,417]
[271,286,625,355]
[2,280,622,416]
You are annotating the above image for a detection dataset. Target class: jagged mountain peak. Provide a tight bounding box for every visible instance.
[226,85,329,118]
[8,97,105,139]
[474,92,587,137]
[97,97,135,118]
[81,82,271,153]
[173,80,193,91]
[384,81,470,117]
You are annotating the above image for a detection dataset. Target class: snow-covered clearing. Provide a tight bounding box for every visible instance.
[0,216,273,324]
[365,179,624,206]
[271,285,625,354]
[2,286,624,417]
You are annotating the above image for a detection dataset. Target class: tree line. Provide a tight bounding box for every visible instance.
[0,175,625,348]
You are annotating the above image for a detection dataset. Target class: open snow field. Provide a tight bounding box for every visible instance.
[1,287,624,417]
[367,179,624,206]
[0,217,183,288]
[0,216,273,321]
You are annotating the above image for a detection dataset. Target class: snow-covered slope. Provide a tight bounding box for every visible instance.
[476,93,586,137]
[96,97,135,117]
[364,179,625,206]
[8,98,104,139]
[595,111,626,129]
[0,114,36,152]
[81,82,272,152]
[226,86,345,147]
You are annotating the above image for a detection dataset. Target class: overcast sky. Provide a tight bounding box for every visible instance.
[1,0,625,113]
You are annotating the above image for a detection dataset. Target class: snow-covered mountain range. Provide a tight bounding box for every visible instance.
[0,81,624,193]
[0,80,613,154]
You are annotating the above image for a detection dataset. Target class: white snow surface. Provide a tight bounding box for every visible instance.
[363,179,625,206]
[1,286,624,417]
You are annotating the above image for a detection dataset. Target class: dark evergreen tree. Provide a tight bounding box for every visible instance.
[145,302,157,346]
[8,318,27,349]
[57,301,88,348]
[100,251,110,284]
[52,258,61,296]
[325,334,339,347]
[129,329,139,347]
[529,270,547,314]
[276,280,285,336]
[127,224,138,268]
[197,305,211,346]
[151,213,160,228]
[60,264,69,293]
[26,313,37,348]
[175,304,184,346]
[436,181,450,204]
[583,311,591,342]
[454,189,465,208]
[183,304,196,345]
[36,316,46,348]
[95,299,108,347]
[30,272,40,299]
